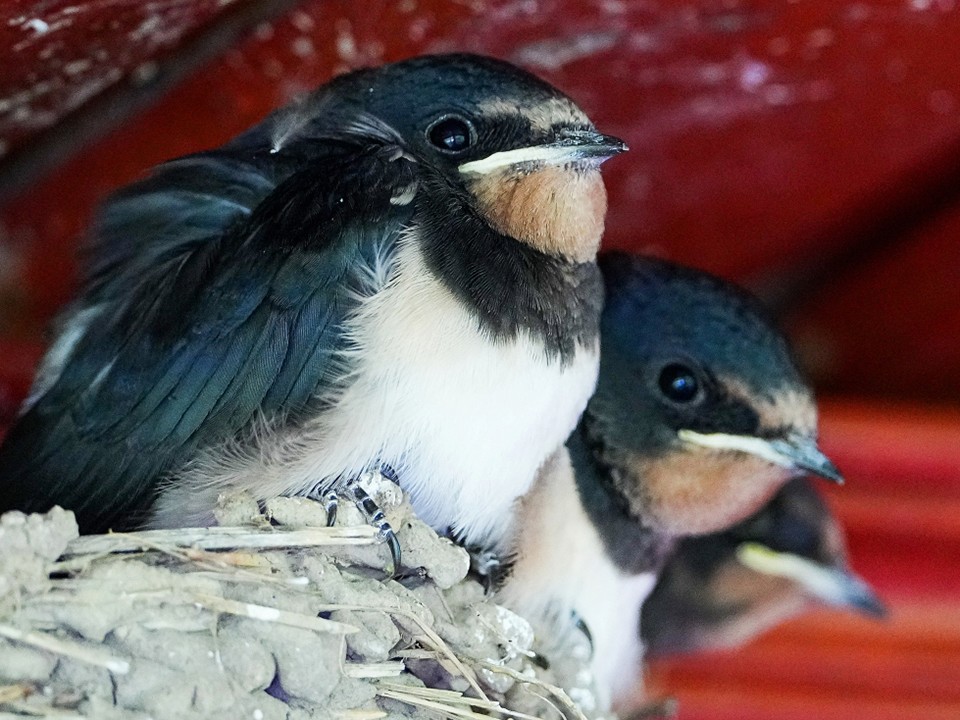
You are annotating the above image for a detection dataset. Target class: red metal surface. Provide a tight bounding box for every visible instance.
[0,2,959,719]
[3,1,960,404]
[0,0,228,156]
[0,0,303,195]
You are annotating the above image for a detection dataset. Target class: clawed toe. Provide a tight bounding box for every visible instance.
[348,480,402,576]
[322,489,339,526]
[307,468,403,576]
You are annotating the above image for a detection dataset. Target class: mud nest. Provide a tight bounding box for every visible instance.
[0,477,604,720]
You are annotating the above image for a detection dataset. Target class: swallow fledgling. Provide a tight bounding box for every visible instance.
[0,54,625,567]
[641,476,884,659]
[497,252,843,707]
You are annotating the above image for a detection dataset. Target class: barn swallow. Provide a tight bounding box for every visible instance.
[0,54,625,569]
[498,252,842,707]
[641,476,884,659]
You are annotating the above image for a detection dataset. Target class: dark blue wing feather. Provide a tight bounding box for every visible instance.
[0,140,418,532]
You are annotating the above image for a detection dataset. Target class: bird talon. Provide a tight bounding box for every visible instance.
[347,480,402,576]
[322,490,339,527]
[380,525,402,578]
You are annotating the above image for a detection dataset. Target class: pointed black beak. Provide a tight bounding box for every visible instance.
[553,128,629,161]
[677,430,844,484]
[458,128,627,175]
[736,543,887,618]
[836,570,888,618]
[768,435,844,484]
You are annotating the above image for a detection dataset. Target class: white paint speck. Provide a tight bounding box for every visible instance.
[63,58,92,75]
[291,36,314,58]
[600,0,627,13]
[130,14,160,41]
[290,10,314,32]
[24,18,50,34]
[739,59,771,91]
[253,710,264,720]
[512,31,619,71]
[132,62,159,85]
[408,17,430,42]
[335,31,357,61]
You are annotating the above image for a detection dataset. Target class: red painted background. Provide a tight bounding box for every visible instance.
[1,1,958,718]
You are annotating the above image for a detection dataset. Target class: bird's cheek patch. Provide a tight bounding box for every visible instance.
[466,166,607,263]
[634,451,792,536]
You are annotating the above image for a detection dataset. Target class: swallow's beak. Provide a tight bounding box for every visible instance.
[677,430,844,485]
[458,129,627,175]
[736,542,887,617]
[550,128,629,160]
[767,434,844,484]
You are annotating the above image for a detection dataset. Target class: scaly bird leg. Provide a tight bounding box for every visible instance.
[321,489,339,527]
[309,468,403,576]
[344,472,402,577]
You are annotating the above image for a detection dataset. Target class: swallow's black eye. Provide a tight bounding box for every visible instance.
[658,363,700,403]
[427,116,474,153]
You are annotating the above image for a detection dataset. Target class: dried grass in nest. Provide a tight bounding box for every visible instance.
[0,493,603,720]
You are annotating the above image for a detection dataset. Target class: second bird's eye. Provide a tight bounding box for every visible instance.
[427,116,474,153]
[658,363,700,403]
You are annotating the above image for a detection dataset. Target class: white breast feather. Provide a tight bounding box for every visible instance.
[150,232,599,550]
[498,449,656,710]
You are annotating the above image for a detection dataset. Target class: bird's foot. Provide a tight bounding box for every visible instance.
[317,468,402,577]
[468,548,510,593]
[320,489,339,526]
[348,478,402,576]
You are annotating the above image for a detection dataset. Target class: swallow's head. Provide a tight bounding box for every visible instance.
[588,253,842,537]
[728,478,885,617]
[644,479,884,657]
[267,54,626,262]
